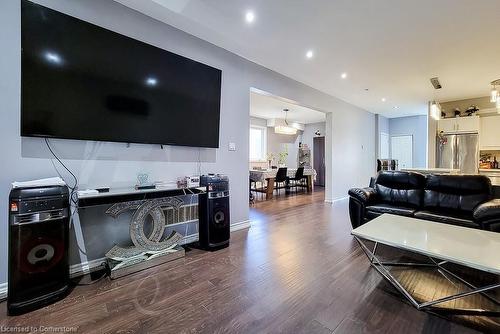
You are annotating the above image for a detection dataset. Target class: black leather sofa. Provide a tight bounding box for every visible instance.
[348,171,500,232]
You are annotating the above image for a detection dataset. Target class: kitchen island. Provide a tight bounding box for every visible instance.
[401,168,460,175]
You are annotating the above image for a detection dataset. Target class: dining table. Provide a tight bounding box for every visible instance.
[249,168,316,200]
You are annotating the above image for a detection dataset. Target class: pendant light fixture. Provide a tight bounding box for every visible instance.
[491,79,500,103]
[429,77,442,120]
[492,80,500,114]
[274,109,298,135]
[430,101,441,120]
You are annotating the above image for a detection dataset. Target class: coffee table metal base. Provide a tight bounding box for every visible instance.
[354,236,500,316]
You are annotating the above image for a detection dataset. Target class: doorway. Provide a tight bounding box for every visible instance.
[391,135,413,169]
[313,136,325,186]
[248,89,327,203]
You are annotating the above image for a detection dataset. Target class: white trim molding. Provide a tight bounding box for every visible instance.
[230,220,251,232]
[0,282,7,301]
[325,196,348,204]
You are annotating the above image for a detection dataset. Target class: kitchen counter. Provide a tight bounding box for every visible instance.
[401,168,460,175]
[479,169,500,173]
[479,169,500,187]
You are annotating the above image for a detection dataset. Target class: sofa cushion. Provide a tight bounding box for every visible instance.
[423,175,492,214]
[414,210,479,229]
[366,204,416,218]
[374,171,426,208]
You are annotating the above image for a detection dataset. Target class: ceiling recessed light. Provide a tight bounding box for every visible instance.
[146,77,158,86]
[381,98,386,102]
[341,72,347,79]
[306,50,314,59]
[394,106,399,109]
[245,11,255,23]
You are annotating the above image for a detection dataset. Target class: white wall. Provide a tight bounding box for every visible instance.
[0,0,376,284]
[375,115,389,159]
[389,115,428,168]
[327,111,376,202]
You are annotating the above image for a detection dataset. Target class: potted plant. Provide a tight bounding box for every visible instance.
[278,148,288,167]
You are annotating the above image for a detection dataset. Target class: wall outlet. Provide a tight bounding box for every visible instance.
[228,142,236,151]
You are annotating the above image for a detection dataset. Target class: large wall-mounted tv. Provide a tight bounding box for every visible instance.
[21,0,222,148]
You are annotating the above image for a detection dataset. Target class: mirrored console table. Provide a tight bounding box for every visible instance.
[77,185,205,279]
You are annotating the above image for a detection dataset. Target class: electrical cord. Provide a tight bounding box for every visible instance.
[44,139,113,283]
[45,138,91,259]
[44,138,78,191]
[45,138,79,208]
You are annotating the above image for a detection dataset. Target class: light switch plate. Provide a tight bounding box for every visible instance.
[228,142,236,151]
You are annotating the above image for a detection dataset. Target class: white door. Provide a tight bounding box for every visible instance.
[391,135,413,169]
[380,132,389,159]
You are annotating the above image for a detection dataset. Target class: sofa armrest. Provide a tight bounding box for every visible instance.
[473,199,500,221]
[473,199,500,232]
[348,187,377,205]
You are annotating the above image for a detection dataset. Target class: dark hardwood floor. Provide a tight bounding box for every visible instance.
[0,189,495,333]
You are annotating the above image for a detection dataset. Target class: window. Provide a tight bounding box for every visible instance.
[249,126,267,161]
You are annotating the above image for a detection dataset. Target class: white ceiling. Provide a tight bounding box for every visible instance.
[250,91,326,124]
[115,0,500,118]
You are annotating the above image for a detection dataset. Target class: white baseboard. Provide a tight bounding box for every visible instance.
[0,282,7,301]
[70,257,107,278]
[230,219,251,232]
[0,219,254,297]
[325,196,348,203]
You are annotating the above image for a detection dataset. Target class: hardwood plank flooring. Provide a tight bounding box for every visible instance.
[0,189,494,333]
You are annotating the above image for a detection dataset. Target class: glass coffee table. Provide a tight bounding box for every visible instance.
[352,214,500,315]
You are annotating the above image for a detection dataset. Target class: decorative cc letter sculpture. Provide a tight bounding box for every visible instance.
[104,197,187,279]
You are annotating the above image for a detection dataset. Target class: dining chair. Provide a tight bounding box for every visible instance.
[288,167,305,193]
[274,167,288,195]
[249,175,262,201]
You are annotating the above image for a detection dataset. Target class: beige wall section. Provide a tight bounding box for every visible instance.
[440,96,495,117]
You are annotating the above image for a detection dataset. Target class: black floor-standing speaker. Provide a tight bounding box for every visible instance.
[198,175,230,251]
[8,185,71,315]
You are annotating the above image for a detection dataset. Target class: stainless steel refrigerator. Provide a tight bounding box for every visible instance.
[436,133,479,174]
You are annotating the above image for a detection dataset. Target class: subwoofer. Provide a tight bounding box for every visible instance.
[8,185,70,315]
[198,175,230,250]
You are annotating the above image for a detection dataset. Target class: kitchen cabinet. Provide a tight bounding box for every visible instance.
[480,115,500,150]
[438,116,480,133]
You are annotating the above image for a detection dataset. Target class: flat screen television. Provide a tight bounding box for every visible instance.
[21,0,222,148]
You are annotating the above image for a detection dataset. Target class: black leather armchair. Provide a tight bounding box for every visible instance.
[348,187,377,229]
[348,171,500,232]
